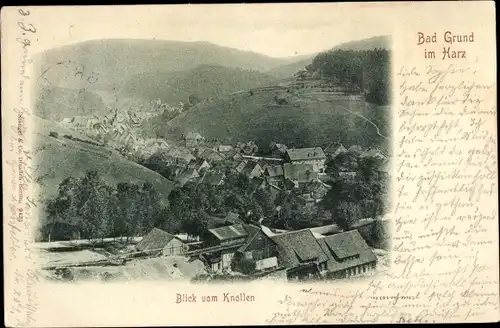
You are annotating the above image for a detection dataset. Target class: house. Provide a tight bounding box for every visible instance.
[360,148,387,161]
[270,229,329,281]
[174,168,200,188]
[232,160,248,174]
[338,171,357,181]
[135,228,188,256]
[203,224,249,248]
[224,149,244,161]
[184,132,205,147]
[224,211,244,225]
[202,224,249,272]
[263,165,284,185]
[198,148,225,163]
[325,143,348,159]
[187,158,211,172]
[317,230,377,279]
[283,163,318,187]
[284,147,326,172]
[242,162,263,179]
[215,145,234,152]
[162,148,196,165]
[201,172,225,186]
[348,145,363,155]
[234,225,279,272]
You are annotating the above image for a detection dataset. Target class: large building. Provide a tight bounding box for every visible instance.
[284,147,326,173]
[234,225,279,272]
[135,228,188,257]
[201,224,249,272]
[270,229,329,280]
[317,230,378,279]
[268,227,377,281]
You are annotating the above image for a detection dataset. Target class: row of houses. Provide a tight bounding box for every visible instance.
[165,140,388,208]
[134,221,378,281]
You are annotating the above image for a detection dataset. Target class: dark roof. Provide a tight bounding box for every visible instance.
[188,158,209,170]
[265,165,284,177]
[174,168,200,187]
[318,230,377,272]
[270,229,329,268]
[237,225,262,253]
[208,224,248,241]
[207,216,228,229]
[286,147,326,161]
[224,149,243,160]
[135,228,179,252]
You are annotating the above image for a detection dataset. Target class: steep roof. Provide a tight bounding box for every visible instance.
[174,168,200,187]
[237,225,262,253]
[270,229,329,268]
[264,165,284,177]
[285,147,326,161]
[188,158,210,171]
[317,230,377,273]
[208,224,248,241]
[224,149,244,160]
[135,228,179,252]
[242,162,262,176]
[326,144,348,158]
[360,148,386,159]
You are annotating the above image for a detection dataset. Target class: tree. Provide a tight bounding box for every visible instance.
[188,94,201,106]
[254,189,274,217]
[334,201,362,230]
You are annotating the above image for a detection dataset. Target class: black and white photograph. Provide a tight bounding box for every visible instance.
[29,10,393,284]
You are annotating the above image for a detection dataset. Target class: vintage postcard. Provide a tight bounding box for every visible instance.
[2,2,498,326]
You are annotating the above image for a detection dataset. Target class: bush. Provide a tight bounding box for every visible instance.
[49,131,59,138]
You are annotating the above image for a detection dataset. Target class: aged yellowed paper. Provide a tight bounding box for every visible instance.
[2,2,498,326]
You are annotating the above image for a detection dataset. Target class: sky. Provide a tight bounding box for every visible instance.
[23,4,394,58]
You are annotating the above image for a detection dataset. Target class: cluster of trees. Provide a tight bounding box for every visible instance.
[320,156,389,230]
[309,49,390,105]
[41,170,169,242]
[166,172,276,236]
[266,192,333,230]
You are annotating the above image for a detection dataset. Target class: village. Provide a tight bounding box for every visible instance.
[36,130,391,283]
